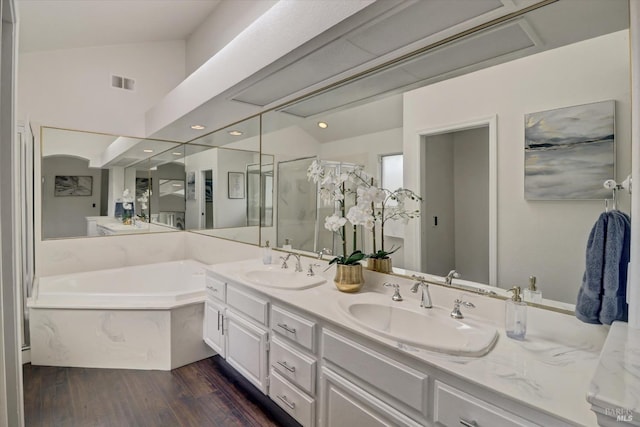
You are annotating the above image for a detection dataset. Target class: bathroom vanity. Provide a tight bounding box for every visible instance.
[204,258,608,427]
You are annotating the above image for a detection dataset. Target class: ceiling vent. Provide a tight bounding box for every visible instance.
[111,75,136,91]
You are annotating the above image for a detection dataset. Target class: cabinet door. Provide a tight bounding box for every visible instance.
[319,368,422,427]
[225,309,269,394]
[203,300,226,358]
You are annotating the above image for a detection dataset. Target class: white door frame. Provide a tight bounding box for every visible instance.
[404,115,497,286]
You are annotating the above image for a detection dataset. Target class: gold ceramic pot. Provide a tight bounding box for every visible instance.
[367,257,392,274]
[334,264,364,293]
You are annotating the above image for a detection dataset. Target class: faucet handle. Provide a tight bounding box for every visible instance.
[280,256,289,269]
[451,298,475,319]
[384,283,403,301]
[307,263,320,276]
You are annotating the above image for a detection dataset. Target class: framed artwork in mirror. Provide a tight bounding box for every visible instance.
[228,172,245,199]
[524,100,615,200]
[54,175,92,196]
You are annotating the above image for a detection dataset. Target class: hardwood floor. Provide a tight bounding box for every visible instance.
[23,357,283,427]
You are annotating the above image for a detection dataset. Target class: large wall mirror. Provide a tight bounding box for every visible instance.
[40,119,266,246]
[40,0,631,313]
[260,0,631,310]
[182,116,263,245]
[40,127,185,238]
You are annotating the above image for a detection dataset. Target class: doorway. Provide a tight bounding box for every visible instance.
[419,120,495,285]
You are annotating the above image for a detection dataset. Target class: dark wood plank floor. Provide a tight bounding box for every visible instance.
[23,357,281,427]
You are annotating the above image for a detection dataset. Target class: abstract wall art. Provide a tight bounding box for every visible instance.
[524,100,615,200]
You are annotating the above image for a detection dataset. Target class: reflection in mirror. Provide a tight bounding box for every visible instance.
[146,145,186,230]
[40,127,183,239]
[260,0,631,309]
[184,116,261,245]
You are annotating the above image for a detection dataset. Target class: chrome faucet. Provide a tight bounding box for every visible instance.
[451,298,475,319]
[445,270,461,285]
[317,248,332,260]
[281,253,303,272]
[410,276,432,308]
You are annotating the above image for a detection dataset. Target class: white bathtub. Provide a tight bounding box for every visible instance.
[28,260,215,370]
[31,260,207,309]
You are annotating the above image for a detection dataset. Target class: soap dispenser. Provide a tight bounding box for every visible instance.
[283,238,292,251]
[524,276,542,303]
[262,240,272,265]
[505,286,527,340]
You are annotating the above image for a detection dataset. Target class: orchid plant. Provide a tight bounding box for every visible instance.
[121,189,134,222]
[307,159,422,263]
[137,190,149,221]
[307,160,371,265]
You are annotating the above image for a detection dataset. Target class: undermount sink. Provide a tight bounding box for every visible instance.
[340,300,498,357]
[240,266,326,290]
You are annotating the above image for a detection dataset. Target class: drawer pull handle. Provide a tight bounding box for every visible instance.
[217,311,221,331]
[206,285,213,290]
[459,419,478,427]
[277,360,296,373]
[277,394,296,410]
[277,323,297,334]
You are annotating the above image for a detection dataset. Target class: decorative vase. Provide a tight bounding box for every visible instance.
[367,257,392,274]
[334,264,364,293]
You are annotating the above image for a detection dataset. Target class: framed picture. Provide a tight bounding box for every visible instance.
[54,175,93,196]
[524,100,615,200]
[228,172,245,199]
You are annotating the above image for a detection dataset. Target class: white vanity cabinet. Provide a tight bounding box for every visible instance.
[225,308,269,393]
[321,329,429,426]
[269,304,319,427]
[203,272,270,393]
[203,275,227,356]
[433,381,538,427]
[203,299,226,357]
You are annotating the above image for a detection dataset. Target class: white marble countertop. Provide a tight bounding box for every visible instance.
[207,258,609,426]
[588,321,640,423]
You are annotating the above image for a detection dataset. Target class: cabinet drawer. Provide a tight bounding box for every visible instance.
[205,274,226,302]
[226,286,268,325]
[271,305,316,352]
[322,329,428,415]
[269,370,315,427]
[434,381,537,427]
[271,337,316,395]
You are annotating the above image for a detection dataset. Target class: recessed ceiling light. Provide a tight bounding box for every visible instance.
[228,130,243,136]
[172,152,182,156]
[318,121,328,129]
[143,149,154,153]
[172,183,183,187]
[191,125,205,130]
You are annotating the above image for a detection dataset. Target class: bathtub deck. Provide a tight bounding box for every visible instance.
[24,356,281,427]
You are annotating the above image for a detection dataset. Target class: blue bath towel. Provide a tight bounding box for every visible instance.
[576,211,630,325]
[576,212,608,324]
[600,210,630,324]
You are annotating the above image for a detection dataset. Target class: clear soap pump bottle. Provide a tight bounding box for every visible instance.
[524,276,542,303]
[505,286,527,340]
[262,240,272,265]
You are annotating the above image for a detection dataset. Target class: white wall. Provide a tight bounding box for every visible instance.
[18,41,185,137]
[453,127,489,283]
[404,30,631,303]
[186,0,277,75]
[41,156,102,239]
[423,133,455,276]
[215,149,259,228]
